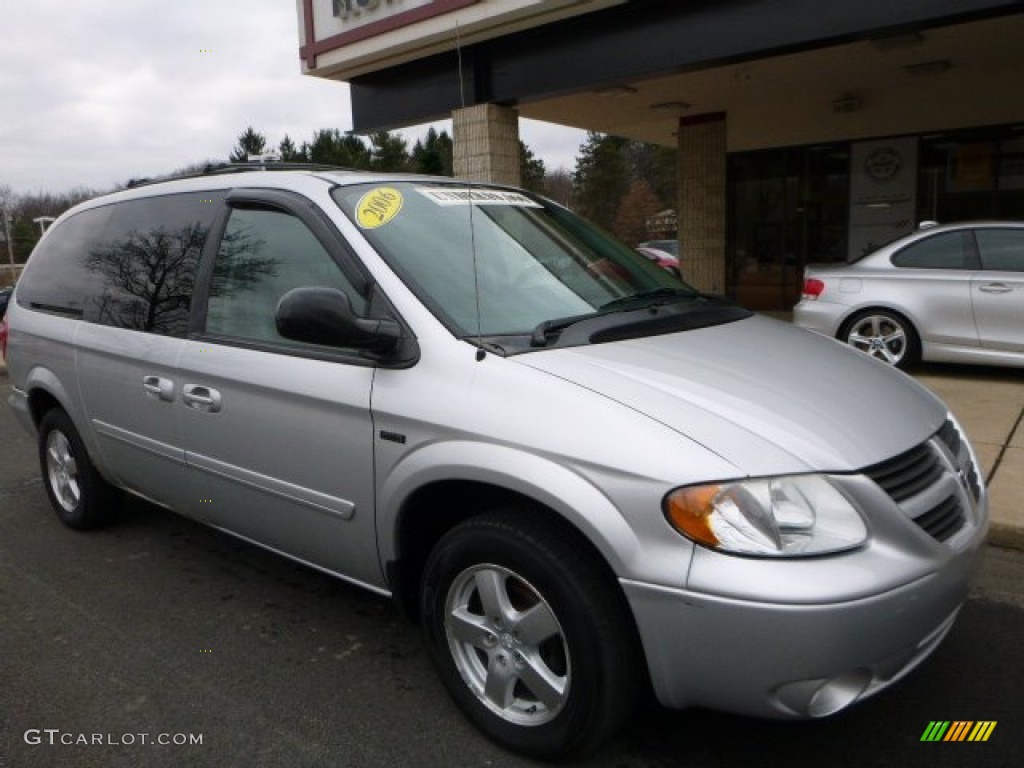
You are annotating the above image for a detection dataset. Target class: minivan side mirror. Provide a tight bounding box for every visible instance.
[275,286,401,353]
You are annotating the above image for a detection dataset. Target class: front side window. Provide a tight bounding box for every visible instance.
[333,182,694,345]
[891,231,971,270]
[976,228,1024,272]
[205,207,366,346]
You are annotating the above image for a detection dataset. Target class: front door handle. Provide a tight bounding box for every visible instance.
[979,283,1013,294]
[142,375,175,402]
[182,384,222,413]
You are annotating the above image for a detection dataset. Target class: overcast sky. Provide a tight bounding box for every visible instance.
[0,0,585,196]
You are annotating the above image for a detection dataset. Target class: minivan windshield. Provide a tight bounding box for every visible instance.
[333,182,708,350]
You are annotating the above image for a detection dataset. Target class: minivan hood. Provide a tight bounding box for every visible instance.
[516,315,946,476]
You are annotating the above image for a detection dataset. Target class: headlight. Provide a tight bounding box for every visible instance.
[664,475,867,557]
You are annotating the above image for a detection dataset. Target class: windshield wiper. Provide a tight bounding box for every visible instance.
[530,290,730,348]
[531,311,600,347]
[531,289,694,347]
[598,287,698,311]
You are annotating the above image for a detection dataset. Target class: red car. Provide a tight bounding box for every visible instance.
[635,246,681,278]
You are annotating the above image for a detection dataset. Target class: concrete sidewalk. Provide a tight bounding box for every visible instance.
[914,364,1024,550]
[1,358,1021,549]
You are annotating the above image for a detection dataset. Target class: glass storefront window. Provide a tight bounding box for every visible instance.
[918,128,1024,223]
[728,144,848,311]
[727,124,1024,311]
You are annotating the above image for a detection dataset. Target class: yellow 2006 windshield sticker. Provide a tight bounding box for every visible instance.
[356,187,403,229]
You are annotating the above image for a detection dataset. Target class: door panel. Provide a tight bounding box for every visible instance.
[973,228,1024,353]
[179,202,383,588]
[176,342,379,586]
[972,273,1024,352]
[75,324,188,509]
[889,231,978,348]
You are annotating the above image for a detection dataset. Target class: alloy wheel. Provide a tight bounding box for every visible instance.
[847,314,909,366]
[444,564,570,727]
[45,430,81,513]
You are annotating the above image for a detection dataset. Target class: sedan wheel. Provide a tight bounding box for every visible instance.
[843,311,920,369]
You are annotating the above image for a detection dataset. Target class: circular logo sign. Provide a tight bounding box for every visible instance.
[356,187,403,229]
[864,148,902,182]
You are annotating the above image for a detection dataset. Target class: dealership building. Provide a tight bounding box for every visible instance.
[297,0,1024,309]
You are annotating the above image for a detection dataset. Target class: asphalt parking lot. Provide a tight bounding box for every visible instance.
[1,364,1022,768]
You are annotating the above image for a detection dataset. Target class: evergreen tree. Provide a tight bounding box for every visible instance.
[410,127,453,176]
[369,131,409,172]
[279,135,306,162]
[307,129,371,168]
[572,132,629,231]
[519,141,546,193]
[229,126,268,162]
[625,142,677,210]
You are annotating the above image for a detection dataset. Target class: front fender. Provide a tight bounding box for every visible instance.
[377,440,643,579]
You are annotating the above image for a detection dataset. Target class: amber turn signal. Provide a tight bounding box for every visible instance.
[664,485,722,547]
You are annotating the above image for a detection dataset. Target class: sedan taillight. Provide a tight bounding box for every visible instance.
[802,278,825,300]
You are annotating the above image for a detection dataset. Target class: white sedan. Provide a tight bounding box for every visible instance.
[794,221,1024,369]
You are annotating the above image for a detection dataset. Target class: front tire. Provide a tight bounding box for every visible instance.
[420,509,641,758]
[38,409,120,530]
[841,309,920,369]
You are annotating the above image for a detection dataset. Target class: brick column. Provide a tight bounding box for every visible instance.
[678,113,727,294]
[452,104,521,186]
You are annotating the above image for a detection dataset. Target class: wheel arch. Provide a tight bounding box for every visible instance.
[378,442,642,622]
[836,305,923,368]
[24,367,115,485]
[836,304,921,342]
[24,367,76,427]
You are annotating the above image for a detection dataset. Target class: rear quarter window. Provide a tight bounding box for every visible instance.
[17,206,114,317]
[890,231,973,269]
[17,191,225,336]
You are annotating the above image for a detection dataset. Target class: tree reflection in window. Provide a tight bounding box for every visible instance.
[87,223,208,336]
[205,208,360,343]
[84,208,278,337]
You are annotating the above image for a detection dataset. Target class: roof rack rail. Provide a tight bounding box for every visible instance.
[125,161,357,189]
[201,161,355,175]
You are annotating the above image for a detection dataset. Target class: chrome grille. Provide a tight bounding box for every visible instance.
[912,494,966,542]
[863,419,977,544]
[936,420,960,456]
[936,419,981,502]
[863,443,944,503]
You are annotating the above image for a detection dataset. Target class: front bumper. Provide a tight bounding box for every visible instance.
[622,538,982,718]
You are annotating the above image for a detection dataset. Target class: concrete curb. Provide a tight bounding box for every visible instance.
[989,523,1024,551]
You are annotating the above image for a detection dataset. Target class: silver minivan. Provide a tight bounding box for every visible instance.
[6,168,988,758]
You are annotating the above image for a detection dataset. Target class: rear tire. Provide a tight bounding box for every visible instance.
[420,508,641,758]
[840,309,920,370]
[38,409,120,530]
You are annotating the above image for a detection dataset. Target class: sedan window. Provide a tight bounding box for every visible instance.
[891,231,971,269]
[976,229,1024,272]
